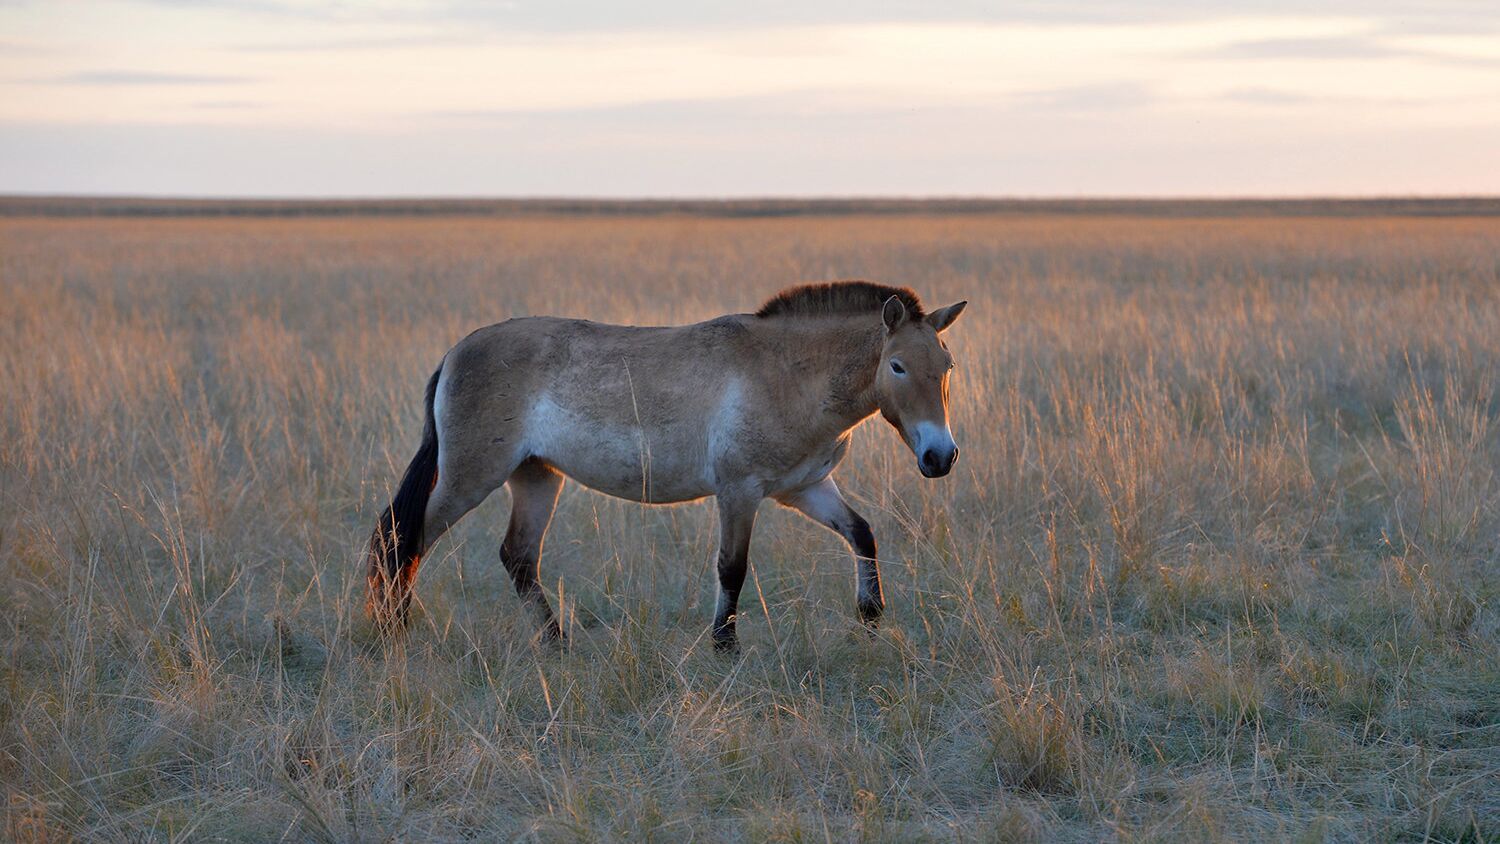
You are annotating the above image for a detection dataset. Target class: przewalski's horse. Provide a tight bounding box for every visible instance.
[366,281,966,651]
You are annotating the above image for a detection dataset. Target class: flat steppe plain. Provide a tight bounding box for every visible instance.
[1,208,1496,841]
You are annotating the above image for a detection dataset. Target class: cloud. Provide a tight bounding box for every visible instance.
[1202,34,1500,66]
[230,33,481,52]
[1221,87,1426,106]
[114,0,1499,32]
[0,40,48,53]
[34,70,256,85]
[429,89,930,121]
[123,0,343,18]
[191,99,263,109]
[1009,83,1157,112]
[1223,88,1340,105]
[424,85,1163,134]
[1208,36,1402,59]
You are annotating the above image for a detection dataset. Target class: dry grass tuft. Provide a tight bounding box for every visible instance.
[984,675,1085,796]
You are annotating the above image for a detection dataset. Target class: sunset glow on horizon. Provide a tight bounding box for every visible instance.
[2,1,1497,197]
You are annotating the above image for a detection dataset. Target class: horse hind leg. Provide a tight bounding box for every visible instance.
[369,453,510,631]
[501,458,566,642]
[368,387,520,630]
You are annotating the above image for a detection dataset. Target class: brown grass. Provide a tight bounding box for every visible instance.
[1,213,1497,841]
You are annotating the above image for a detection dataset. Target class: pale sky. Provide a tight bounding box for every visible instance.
[1,1,1498,197]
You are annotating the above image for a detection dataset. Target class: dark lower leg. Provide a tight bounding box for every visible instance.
[501,534,561,641]
[712,557,747,652]
[711,495,758,653]
[849,516,884,626]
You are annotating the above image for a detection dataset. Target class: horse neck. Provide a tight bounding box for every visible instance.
[773,315,884,433]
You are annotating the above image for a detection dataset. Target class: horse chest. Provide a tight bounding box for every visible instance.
[765,435,850,495]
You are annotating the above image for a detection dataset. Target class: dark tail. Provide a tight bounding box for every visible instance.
[366,366,443,629]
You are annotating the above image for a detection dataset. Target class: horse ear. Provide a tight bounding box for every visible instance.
[882,295,907,332]
[927,300,967,333]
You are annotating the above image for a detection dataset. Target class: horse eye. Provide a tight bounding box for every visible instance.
[890,361,906,375]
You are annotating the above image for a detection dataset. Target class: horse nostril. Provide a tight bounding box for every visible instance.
[920,446,956,477]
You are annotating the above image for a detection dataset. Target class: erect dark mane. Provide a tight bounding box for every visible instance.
[754,281,925,320]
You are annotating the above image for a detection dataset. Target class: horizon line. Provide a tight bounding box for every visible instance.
[5,192,1500,202]
[5,194,1499,220]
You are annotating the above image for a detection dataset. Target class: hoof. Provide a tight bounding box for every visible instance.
[857,599,884,629]
[712,623,739,654]
[538,620,567,649]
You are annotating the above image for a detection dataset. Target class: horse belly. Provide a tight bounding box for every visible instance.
[523,395,712,504]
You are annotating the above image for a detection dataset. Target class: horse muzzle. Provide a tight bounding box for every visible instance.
[918,444,958,478]
[911,421,958,478]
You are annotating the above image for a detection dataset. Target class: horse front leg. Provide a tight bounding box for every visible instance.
[774,477,884,628]
[711,493,760,653]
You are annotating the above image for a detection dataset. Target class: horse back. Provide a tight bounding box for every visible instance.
[438,315,768,503]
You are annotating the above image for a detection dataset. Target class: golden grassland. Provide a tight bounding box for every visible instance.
[0,212,1496,841]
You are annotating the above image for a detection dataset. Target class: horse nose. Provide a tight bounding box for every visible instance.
[920,446,957,478]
